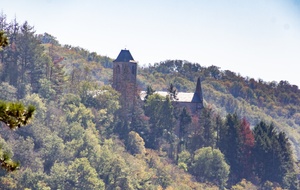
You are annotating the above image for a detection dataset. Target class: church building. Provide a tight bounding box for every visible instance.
[112,49,204,116]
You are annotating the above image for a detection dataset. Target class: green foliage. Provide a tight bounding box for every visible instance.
[0,101,35,130]
[145,85,155,100]
[0,30,8,50]
[2,11,300,190]
[127,131,146,155]
[0,150,19,172]
[67,158,105,190]
[253,121,297,188]
[38,78,56,100]
[48,162,67,190]
[218,113,243,183]
[178,107,192,153]
[191,147,230,188]
[199,107,215,148]
[144,94,176,154]
[231,179,257,190]
[177,150,191,171]
[0,83,17,101]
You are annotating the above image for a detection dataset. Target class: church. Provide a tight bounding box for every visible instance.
[112,49,204,116]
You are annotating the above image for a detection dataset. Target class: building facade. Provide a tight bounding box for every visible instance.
[113,49,204,117]
[112,49,137,118]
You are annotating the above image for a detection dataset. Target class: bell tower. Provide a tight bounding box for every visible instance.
[112,49,137,118]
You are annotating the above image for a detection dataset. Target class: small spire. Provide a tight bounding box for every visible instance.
[195,77,203,103]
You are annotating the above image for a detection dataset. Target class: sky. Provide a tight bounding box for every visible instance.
[2,0,300,86]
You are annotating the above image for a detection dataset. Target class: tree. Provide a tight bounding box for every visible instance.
[0,101,35,130]
[48,162,67,190]
[239,118,255,179]
[126,131,146,155]
[187,114,204,152]
[215,114,223,148]
[67,158,105,190]
[219,113,242,183]
[191,147,230,188]
[0,29,36,171]
[178,107,192,154]
[0,30,8,50]
[144,85,155,100]
[277,132,298,189]
[199,107,215,148]
[253,121,297,188]
[0,82,17,101]
[86,85,121,136]
[39,134,65,173]
[144,93,164,149]
[168,83,178,100]
[130,98,150,143]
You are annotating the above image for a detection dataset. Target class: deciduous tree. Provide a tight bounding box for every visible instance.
[191,147,230,188]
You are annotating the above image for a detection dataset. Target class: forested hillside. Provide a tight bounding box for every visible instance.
[0,13,299,189]
[138,60,300,159]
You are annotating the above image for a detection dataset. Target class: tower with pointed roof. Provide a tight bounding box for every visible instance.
[113,49,137,118]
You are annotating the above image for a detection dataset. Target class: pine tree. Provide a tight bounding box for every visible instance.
[219,113,242,184]
[144,85,155,100]
[0,100,35,171]
[178,107,191,154]
[239,118,255,179]
[0,30,8,49]
[0,28,36,170]
[168,83,178,100]
[199,107,215,148]
[252,121,297,188]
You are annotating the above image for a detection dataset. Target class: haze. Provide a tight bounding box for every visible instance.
[2,0,300,86]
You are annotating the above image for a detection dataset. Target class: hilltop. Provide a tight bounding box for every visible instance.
[0,14,299,189]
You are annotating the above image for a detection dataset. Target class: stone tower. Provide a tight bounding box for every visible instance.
[112,49,137,118]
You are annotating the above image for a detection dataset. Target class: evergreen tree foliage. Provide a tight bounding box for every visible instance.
[0,100,35,172]
[130,98,149,139]
[199,107,215,148]
[178,107,192,153]
[0,30,8,50]
[144,85,155,100]
[144,93,177,157]
[239,118,255,179]
[187,114,204,152]
[168,83,178,100]
[253,121,297,188]
[67,158,105,190]
[218,113,242,183]
[0,101,35,130]
[0,14,65,99]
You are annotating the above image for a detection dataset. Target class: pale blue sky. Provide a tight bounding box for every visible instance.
[2,0,300,86]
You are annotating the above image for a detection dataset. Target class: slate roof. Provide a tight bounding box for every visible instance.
[140,91,202,103]
[114,49,135,62]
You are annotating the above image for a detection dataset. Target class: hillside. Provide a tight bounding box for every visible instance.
[0,16,220,189]
[137,62,300,159]
[0,14,299,189]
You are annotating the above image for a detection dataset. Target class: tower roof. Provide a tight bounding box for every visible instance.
[113,49,136,62]
[195,77,203,100]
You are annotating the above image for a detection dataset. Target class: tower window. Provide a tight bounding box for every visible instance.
[116,65,120,74]
[132,65,135,75]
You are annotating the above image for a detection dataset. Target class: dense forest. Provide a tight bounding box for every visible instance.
[0,13,299,189]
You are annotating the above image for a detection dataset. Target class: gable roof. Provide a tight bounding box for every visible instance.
[140,91,202,103]
[114,49,135,62]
